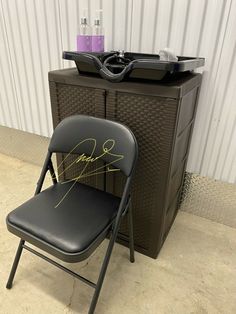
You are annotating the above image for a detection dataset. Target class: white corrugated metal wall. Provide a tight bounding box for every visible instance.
[0,0,235,183]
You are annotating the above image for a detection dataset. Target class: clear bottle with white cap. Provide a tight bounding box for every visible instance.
[77,9,92,52]
[91,10,104,52]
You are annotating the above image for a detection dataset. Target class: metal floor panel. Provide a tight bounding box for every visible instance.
[180,173,236,229]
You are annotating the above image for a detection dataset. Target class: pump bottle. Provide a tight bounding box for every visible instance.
[91,10,104,52]
[77,10,92,52]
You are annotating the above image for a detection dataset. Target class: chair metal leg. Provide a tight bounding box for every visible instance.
[88,231,117,314]
[128,202,135,263]
[6,239,25,289]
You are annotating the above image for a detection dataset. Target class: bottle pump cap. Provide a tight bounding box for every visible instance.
[81,17,87,25]
[94,19,100,26]
[94,9,103,26]
[81,8,88,25]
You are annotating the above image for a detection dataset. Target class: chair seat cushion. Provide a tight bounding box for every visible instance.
[7,182,120,259]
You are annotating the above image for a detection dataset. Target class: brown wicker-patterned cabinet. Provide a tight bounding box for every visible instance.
[49,68,201,258]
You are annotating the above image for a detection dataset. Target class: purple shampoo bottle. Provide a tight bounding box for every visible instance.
[77,11,92,52]
[92,10,104,52]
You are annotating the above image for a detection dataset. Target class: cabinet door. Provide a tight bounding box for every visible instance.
[106,90,178,258]
[49,82,106,190]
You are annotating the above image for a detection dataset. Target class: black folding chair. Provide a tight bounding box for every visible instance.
[6,115,138,313]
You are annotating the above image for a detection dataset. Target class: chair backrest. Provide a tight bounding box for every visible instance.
[49,115,138,176]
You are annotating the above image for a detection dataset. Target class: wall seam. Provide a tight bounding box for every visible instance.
[128,0,134,51]
[57,0,65,68]
[0,0,22,130]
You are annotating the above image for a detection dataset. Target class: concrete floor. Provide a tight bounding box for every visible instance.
[0,153,235,314]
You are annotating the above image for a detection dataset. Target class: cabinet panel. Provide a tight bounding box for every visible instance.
[177,88,197,134]
[164,193,180,238]
[49,82,106,190]
[168,161,185,208]
[171,125,192,176]
[106,91,178,256]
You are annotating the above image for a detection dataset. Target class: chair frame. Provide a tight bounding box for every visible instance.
[6,151,136,314]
